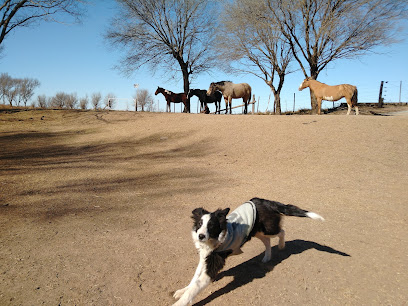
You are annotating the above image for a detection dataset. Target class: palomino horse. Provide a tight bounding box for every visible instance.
[155,86,189,113]
[188,89,223,114]
[207,81,251,114]
[299,78,359,115]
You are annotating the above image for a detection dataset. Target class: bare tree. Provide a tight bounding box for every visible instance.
[266,0,408,113]
[3,77,18,106]
[37,94,48,108]
[0,72,13,104]
[104,93,116,110]
[106,0,220,112]
[134,88,154,112]
[1,74,39,107]
[18,77,40,107]
[0,0,86,52]
[219,0,293,115]
[79,95,88,110]
[65,93,78,109]
[50,92,71,109]
[91,92,102,110]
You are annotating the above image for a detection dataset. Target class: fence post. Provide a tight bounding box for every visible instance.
[378,81,384,108]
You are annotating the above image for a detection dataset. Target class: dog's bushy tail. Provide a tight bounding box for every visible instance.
[251,198,325,221]
[279,204,324,221]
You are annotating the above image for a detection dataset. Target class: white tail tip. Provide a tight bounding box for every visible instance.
[306,212,325,221]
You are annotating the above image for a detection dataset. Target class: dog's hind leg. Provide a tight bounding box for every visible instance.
[255,233,271,263]
[256,230,285,263]
[277,229,285,250]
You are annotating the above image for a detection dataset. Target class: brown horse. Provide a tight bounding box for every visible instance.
[299,78,359,115]
[155,86,189,113]
[207,81,251,114]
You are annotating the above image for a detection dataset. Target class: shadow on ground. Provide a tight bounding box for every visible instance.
[0,128,222,220]
[194,239,350,305]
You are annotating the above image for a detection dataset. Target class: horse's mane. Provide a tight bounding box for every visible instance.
[214,81,232,85]
[306,78,323,85]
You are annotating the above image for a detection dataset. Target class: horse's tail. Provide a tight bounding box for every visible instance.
[352,87,358,106]
[246,84,252,103]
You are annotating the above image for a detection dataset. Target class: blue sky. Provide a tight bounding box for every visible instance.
[1,1,408,113]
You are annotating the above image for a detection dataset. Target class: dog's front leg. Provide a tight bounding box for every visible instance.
[173,270,211,306]
[173,258,204,300]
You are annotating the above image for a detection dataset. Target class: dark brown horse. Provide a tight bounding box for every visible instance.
[188,89,222,114]
[155,86,189,113]
[299,78,359,115]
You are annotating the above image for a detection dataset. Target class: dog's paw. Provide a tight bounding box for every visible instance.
[173,300,188,306]
[262,255,271,263]
[278,242,285,250]
[173,288,187,300]
[173,296,191,306]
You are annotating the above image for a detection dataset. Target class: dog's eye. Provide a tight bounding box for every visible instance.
[197,220,203,228]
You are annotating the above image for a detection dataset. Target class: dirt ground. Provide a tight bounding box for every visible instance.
[1,105,407,305]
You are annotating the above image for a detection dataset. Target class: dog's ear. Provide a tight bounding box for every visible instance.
[191,207,209,219]
[215,208,230,220]
[214,208,229,231]
[220,208,230,216]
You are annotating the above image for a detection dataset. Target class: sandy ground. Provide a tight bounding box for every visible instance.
[0,106,407,305]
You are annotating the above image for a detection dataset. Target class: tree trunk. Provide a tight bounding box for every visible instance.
[181,68,190,113]
[309,91,318,114]
[309,72,319,114]
[274,93,281,115]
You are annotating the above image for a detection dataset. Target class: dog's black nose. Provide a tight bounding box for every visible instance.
[198,234,205,240]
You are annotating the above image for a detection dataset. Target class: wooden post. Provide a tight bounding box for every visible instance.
[378,81,384,108]
[257,96,260,113]
[399,81,402,103]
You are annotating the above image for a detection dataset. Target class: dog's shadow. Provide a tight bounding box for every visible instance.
[193,239,350,306]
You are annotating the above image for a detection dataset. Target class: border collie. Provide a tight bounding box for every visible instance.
[173,197,324,306]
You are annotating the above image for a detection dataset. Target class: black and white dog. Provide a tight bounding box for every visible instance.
[173,197,324,306]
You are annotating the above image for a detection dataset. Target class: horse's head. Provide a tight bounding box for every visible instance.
[188,89,196,98]
[207,83,216,95]
[298,78,311,91]
[200,105,210,114]
[155,87,162,95]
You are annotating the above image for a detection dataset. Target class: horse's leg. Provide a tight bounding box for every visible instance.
[228,96,232,114]
[224,97,228,114]
[345,98,352,115]
[346,98,358,115]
